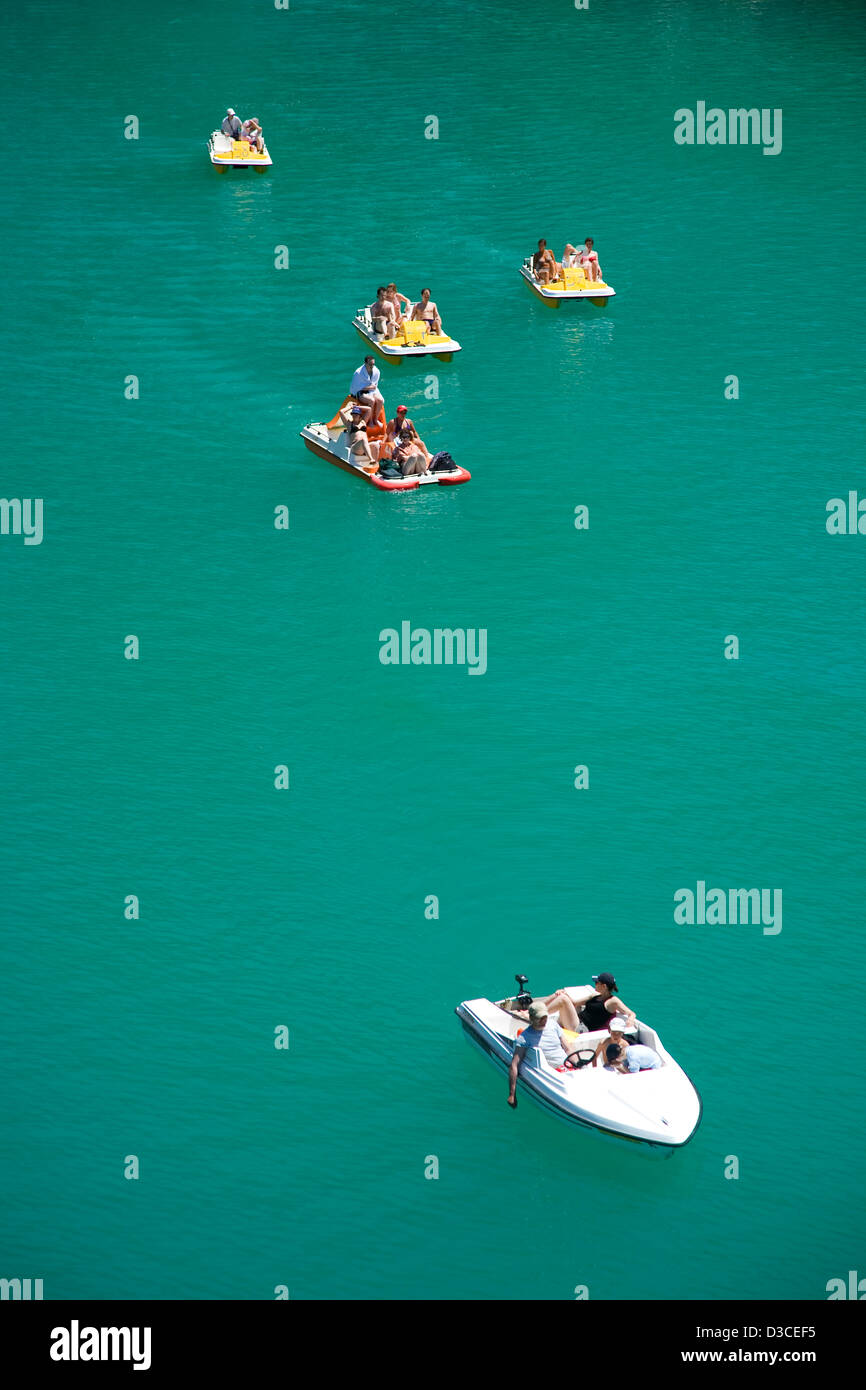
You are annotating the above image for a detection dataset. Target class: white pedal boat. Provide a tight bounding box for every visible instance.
[519,257,615,305]
[456,982,701,1151]
[207,131,272,170]
[299,397,470,492]
[353,304,461,362]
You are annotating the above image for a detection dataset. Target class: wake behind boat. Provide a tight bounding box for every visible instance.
[456,977,701,1151]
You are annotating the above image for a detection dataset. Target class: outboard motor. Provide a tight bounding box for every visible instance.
[514,974,532,1010]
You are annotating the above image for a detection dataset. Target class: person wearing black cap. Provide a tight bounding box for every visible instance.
[573,973,636,1033]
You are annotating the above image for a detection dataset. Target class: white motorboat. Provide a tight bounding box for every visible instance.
[455,977,701,1151]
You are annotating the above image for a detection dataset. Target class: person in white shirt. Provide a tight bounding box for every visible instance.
[349,356,384,426]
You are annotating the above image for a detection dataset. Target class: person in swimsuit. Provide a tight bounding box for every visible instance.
[532,238,559,284]
[339,405,380,470]
[390,428,427,476]
[242,118,264,152]
[537,972,637,1033]
[579,237,602,281]
[385,283,412,325]
[411,288,442,334]
[371,288,398,337]
[221,108,243,139]
[561,243,580,269]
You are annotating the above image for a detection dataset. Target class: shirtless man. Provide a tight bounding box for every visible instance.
[532,238,558,284]
[411,288,442,335]
[371,287,398,337]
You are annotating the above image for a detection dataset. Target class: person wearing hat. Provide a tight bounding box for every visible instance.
[543,973,636,1034]
[221,108,243,140]
[507,999,570,1108]
[594,1019,660,1073]
[371,288,399,338]
[242,116,264,153]
[338,402,380,471]
[385,406,432,468]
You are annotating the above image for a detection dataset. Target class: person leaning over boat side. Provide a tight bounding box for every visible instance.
[507,1000,569,1108]
[532,238,558,284]
[350,356,384,426]
[371,287,398,337]
[221,108,243,140]
[595,1022,660,1073]
[242,117,264,153]
[411,288,442,334]
[339,405,380,469]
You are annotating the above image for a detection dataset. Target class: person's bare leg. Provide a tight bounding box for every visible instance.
[542,991,580,1032]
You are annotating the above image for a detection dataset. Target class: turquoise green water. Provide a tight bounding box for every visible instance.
[2,0,865,1300]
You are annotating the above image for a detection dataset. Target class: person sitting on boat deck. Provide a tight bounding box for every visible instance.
[371,287,399,337]
[507,1000,569,1107]
[338,405,380,469]
[542,972,637,1034]
[390,427,428,477]
[350,356,384,425]
[385,406,433,465]
[385,283,412,323]
[532,238,559,284]
[561,243,580,269]
[578,238,602,282]
[221,108,244,140]
[410,288,442,335]
[242,117,264,153]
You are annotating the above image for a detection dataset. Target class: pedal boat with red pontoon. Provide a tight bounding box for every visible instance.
[455,980,701,1152]
[299,398,470,492]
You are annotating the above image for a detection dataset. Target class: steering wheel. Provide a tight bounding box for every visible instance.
[563,1048,596,1071]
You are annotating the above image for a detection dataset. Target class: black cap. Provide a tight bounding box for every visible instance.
[592,972,618,992]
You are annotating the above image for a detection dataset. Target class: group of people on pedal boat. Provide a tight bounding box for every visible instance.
[341,356,434,475]
[220,107,265,153]
[531,236,604,284]
[505,972,661,1108]
[368,284,444,338]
